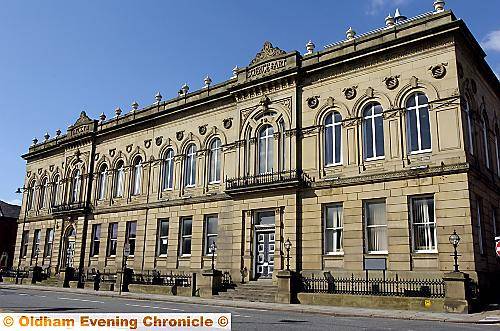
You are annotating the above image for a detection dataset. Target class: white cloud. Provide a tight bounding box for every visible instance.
[366,0,410,16]
[2,199,21,206]
[482,30,500,52]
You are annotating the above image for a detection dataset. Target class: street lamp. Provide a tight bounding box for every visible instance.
[210,242,217,271]
[284,238,292,271]
[449,230,461,272]
[15,187,30,284]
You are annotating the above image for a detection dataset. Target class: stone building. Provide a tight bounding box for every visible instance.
[0,201,20,269]
[14,3,500,301]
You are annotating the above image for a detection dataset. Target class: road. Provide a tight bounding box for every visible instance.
[0,286,496,330]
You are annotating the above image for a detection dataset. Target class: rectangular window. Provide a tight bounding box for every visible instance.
[32,229,41,259]
[157,219,169,256]
[324,204,343,254]
[107,223,118,257]
[364,200,387,253]
[20,230,29,258]
[410,196,437,252]
[493,208,498,238]
[90,224,101,257]
[204,215,218,255]
[476,199,484,255]
[179,217,192,256]
[126,221,137,256]
[43,228,54,258]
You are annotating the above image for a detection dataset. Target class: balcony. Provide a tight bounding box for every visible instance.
[225,170,313,195]
[52,202,88,216]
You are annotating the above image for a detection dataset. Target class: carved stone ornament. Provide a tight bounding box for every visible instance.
[38,168,42,175]
[383,75,400,90]
[410,76,419,88]
[27,171,32,178]
[109,149,116,157]
[199,125,207,135]
[126,144,133,153]
[94,153,100,161]
[144,139,152,149]
[176,131,184,141]
[155,136,163,146]
[307,96,319,109]
[429,63,447,79]
[249,41,286,66]
[343,86,357,100]
[223,118,233,129]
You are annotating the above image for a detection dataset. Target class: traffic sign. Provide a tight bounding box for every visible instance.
[496,240,500,258]
[124,243,131,257]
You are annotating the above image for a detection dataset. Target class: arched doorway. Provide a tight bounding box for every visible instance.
[62,226,76,268]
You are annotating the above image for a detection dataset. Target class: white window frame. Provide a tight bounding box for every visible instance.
[157,219,169,257]
[410,196,437,253]
[324,204,344,255]
[162,149,175,191]
[32,229,41,260]
[482,115,490,168]
[51,175,60,207]
[126,221,137,257]
[495,129,500,175]
[43,228,54,258]
[363,103,385,161]
[406,93,432,154]
[279,119,286,171]
[258,125,274,174]
[209,139,222,184]
[132,157,142,196]
[71,169,81,203]
[39,178,48,209]
[204,215,218,256]
[114,162,125,198]
[97,165,107,200]
[184,145,197,187]
[179,217,192,256]
[364,200,388,254]
[90,224,101,257]
[21,230,29,258]
[463,99,474,155]
[107,222,118,257]
[324,112,343,166]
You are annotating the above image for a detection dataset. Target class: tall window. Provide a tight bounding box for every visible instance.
[258,125,274,174]
[43,228,54,258]
[184,144,197,187]
[114,161,125,198]
[126,221,137,256]
[406,93,431,153]
[107,223,118,257]
[39,178,48,209]
[476,199,484,255]
[51,175,60,206]
[324,204,343,254]
[495,127,500,175]
[492,208,498,238]
[324,111,342,165]
[363,103,385,160]
[482,113,490,168]
[26,182,35,211]
[90,224,101,257]
[132,157,142,195]
[20,230,29,258]
[71,169,81,203]
[462,99,474,155]
[97,164,107,200]
[209,138,222,183]
[410,196,437,252]
[162,149,174,190]
[279,119,286,171]
[364,200,387,253]
[32,229,41,259]
[204,215,218,255]
[179,217,192,256]
[157,219,169,256]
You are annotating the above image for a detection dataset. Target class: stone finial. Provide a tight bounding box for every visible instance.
[131,101,139,112]
[305,40,315,55]
[99,112,106,122]
[394,9,407,23]
[181,83,189,95]
[55,129,61,137]
[155,92,162,103]
[44,132,50,141]
[32,137,38,145]
[232,66,238,79]
[385,14,395,27]
[346,27,356,40]
[115,107,122,117]
[433,0,445,12]
[204,75,212,88]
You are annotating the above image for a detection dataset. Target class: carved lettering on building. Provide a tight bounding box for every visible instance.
[71,125,89,136]
[247,59,286,80]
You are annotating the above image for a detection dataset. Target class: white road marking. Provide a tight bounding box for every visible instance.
[36,295,47,298]
[18,293,28,296]
[57,297,104,304]
[124,303,181,311]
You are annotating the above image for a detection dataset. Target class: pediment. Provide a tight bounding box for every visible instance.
[249,41,286,66]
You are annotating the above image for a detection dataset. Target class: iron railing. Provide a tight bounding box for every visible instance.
[0,268,29,279]
[86,269,117,284]
[130,270,192,287]
[301,273,445,298]
[225,170,313,191]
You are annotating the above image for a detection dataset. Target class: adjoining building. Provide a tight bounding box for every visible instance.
[0,201,20,269]
[14,3,500,302]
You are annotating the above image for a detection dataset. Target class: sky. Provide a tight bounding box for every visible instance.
[0,0,499,205]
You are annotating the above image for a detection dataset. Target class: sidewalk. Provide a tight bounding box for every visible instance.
[1,283,499,324]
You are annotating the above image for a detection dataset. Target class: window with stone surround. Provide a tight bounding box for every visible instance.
[410,196,437,252]
[184,144,197,187]
[179,217,192,256]
[20,230,29,258]
[43,228,54,258]
[258,125,274,174]
[157,219,169,256]
[51,174,60,206]
[209,138,221,184]
[495,125,500,175]
[406,93,431,154]
[113,161,125,198]
[161,149,174,191]
[204,215,218,255]
[363,200,387,254]
[107,222,118,257]
[131,157,142,196]
[90,224,101,257]
[31,229,41,260]
[363,102,385,160]
[324,111,342,166]
[462,98,474,155]
[482,111,490,169]
[97,164,107,200]
[26,181,35,211]
[39,177,48,209]
[126,221,137,256]
[324,204,343,254]
[70,169,81,203]
[476,198,485,255]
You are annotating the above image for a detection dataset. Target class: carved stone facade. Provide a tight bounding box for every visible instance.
[14,10,500,301]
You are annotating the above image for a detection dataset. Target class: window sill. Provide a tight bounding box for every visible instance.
[324,252,344,256]
[208,181,221,185]
[365,251,388,255]
[413,250,438,255]
[156,255,168,258]
[409,149,432,156]
[365,156,385,162]
[324,163,343,168]
[179,255,191,258]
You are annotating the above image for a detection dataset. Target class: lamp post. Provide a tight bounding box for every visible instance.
[210,242,217,271]
[15,187,30,284]
[449,230,461,272]
[284,238,292,271]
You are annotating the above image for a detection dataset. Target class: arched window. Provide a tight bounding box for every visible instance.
[162,148,175,190]
[406,93,431,153]
[97,164,107,200]
[279,119,286,171]
[209,138,221,183]
[462,98,474,155]
[258,125,274,174]
[39,177,48,209]
[131,157,142,195]
[324,111,342,165]
[27,181,35,211]
[71,169,81,203]
[363,103,385,160]
[51,174,60,206]
[482,112,490,168]
[184,144,197,187]
[114,161,125,198]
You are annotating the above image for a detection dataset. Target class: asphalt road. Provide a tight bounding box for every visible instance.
[0,287,496,331]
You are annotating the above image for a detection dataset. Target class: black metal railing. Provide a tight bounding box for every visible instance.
[52,202,87,214]
[86,269,117,284]
[226,170,313,191]
[0,268,29,279]
[130,270,192,287]
[301,274,445,298]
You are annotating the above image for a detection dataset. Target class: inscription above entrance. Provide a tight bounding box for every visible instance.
[247,58,287,80]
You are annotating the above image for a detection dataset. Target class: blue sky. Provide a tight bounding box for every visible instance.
[1,0,499,205]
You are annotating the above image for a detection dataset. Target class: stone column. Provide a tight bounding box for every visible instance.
[198,269,222,298]
[443,271,471,314]
[275,270,297,304]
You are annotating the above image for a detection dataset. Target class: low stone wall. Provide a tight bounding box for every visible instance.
[128,284,194,297]
[297,293,445,312]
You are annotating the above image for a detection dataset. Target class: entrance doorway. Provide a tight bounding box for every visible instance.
[62,226,76,268]
[254,211,275,279]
